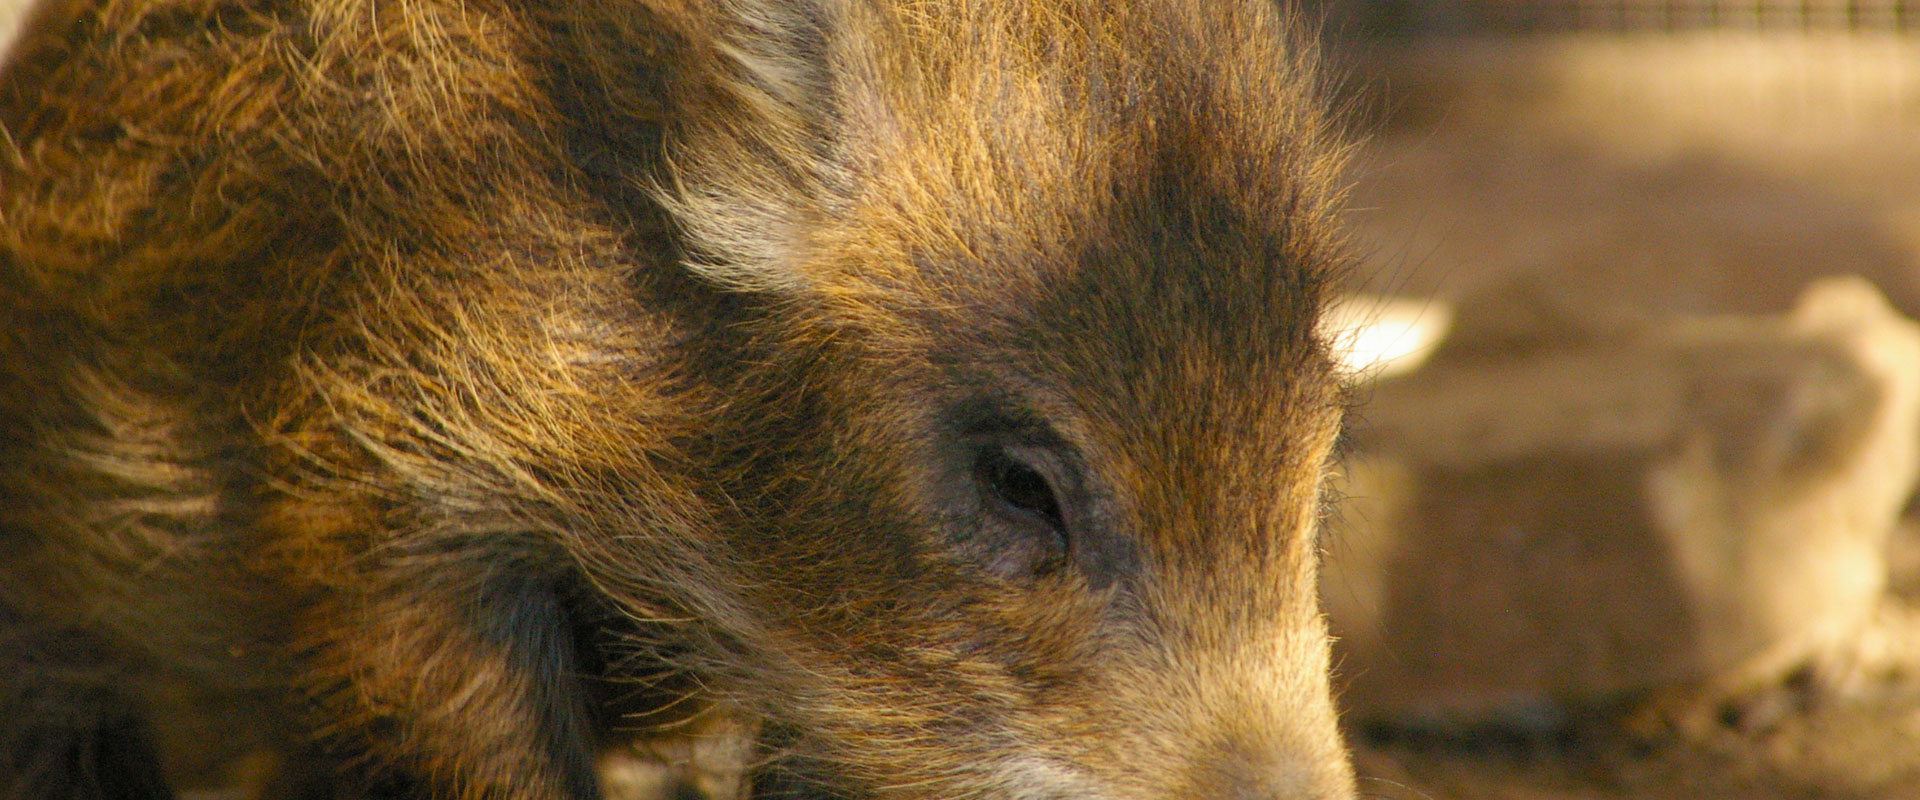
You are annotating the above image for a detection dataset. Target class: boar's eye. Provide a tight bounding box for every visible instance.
[973,447,1069,572]
[979,450,1063,528]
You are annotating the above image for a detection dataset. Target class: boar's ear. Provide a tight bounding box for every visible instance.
[658,0,850,295]
[559,0,862,295]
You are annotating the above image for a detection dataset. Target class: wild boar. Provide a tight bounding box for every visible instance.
[0,0,1358,797]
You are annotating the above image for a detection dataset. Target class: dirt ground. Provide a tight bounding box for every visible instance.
[1350,594,1920,800]
[1333,34,1920,800]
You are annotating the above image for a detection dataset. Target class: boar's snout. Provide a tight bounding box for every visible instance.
[1188,747,1358,800]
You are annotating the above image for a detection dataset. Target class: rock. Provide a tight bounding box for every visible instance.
[1326,276,1920,728]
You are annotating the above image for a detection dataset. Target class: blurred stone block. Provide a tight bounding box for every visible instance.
[1325,276,1920,727]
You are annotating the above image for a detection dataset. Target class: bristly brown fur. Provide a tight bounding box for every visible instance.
[0,1,1357,798]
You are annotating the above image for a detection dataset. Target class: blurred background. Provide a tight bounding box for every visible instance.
[1306,2,1920,798]
[1330,0,1919,318]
